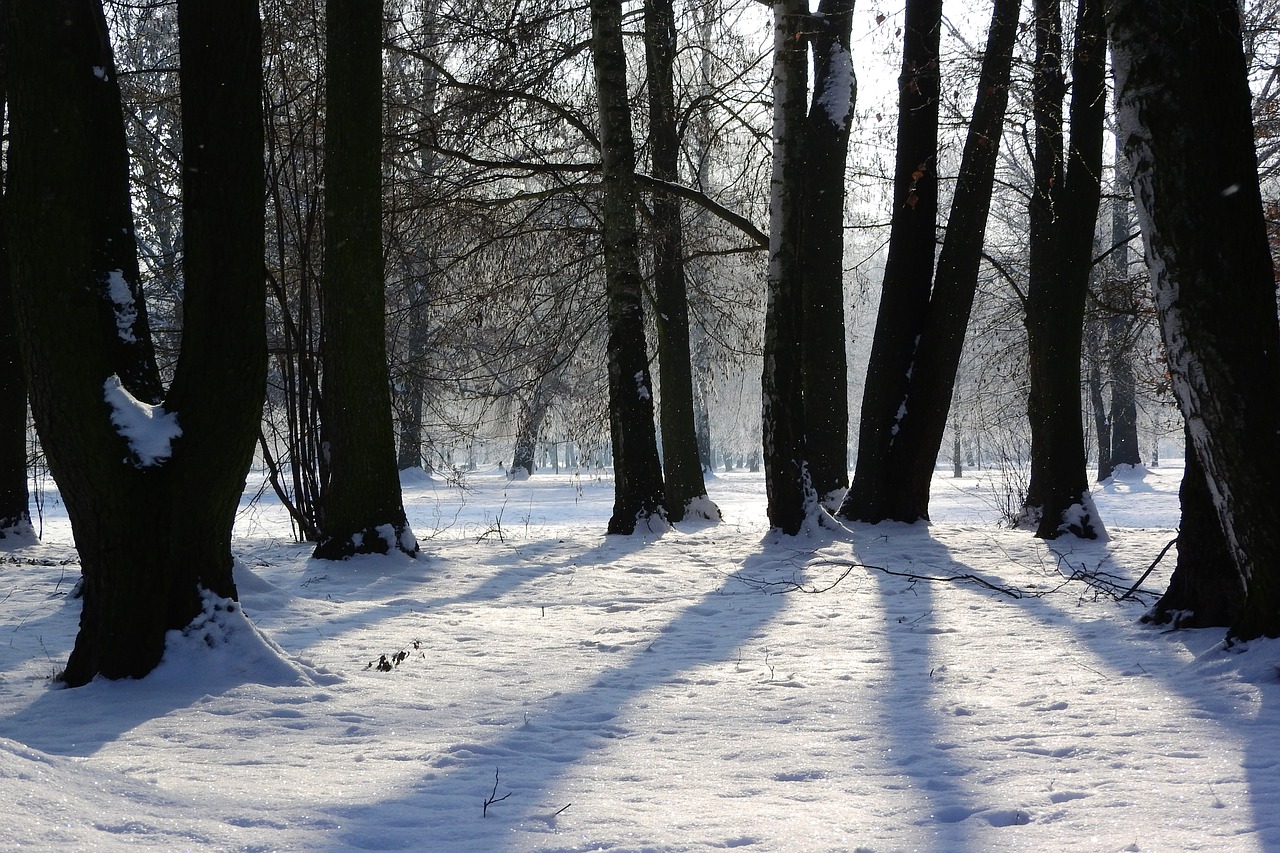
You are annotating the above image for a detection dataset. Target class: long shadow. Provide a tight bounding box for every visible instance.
[258,532,661,659]
[854,523,995,852]
[314,544,794,852]
[931,529,1280,852]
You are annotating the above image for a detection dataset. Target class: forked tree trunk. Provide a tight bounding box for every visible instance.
[645,0,715,522]
[315,0,417,559]
[1110,0,1280,640]
[591,0,667,534]
[5,0,267,685]
[840,0,1018,524]
[840,0,941,523]
[1021,0,1105,540]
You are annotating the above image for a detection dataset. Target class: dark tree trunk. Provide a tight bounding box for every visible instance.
[840,0,1018,524]
[0,9,32,539]
[315,0,417,559]
[6,0,267,685]
[839,0,941,523]
[590,0,667,534]
[1021,0,1105,540]
[1088,333,1113,481]
[798,0,855,508]
[645,0,715,522]
[1104,127,1141,471]
[762,0,813,535]
[1110,0,1280,640]
[1144,428,1242,627]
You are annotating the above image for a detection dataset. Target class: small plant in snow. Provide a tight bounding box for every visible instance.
[365,640,425,672]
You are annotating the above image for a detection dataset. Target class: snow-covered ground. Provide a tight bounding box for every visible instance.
[3,461,1277,852]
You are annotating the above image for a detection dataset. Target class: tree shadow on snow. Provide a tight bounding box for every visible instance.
[313,543,793,852]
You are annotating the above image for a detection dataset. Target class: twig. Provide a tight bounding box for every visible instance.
[552,803,572,817]
[735,559,1025,599]
[483,767,512,817]
[1119,536,1179,601]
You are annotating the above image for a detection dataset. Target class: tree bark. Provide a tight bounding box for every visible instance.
[840,0,1018,524]
[6,0,267,685]
[0,6,32,539]
[798,0,856,508]
[645,0,715,522]
[1110,0,1280,640]
[839,0,941,523]
[1143,427,1242,627]
[315,0,418,559]
[590,0,667,534]
[1021,0,1105,540]
[762,0,813,535]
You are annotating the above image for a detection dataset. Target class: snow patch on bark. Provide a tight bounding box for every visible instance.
[818,42,854,131]
[104,270,138,343]
[103,375,181,466]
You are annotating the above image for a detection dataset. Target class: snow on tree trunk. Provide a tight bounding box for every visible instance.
[6,0,268,684]
[1110,0,1280,640]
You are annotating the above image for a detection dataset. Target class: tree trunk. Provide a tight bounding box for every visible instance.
[0,11,32,538]
[590,0,667,534]
[6,0,267,685]
[840,0,1018,524]
[1088,333,1113,481]
[1110,0,1280,640]
[315,0,417,559]
[645,0,715,522]
[1143,427,1242,627]
[1021,0,1105,540]
[798,0,855,508]
[843,0,941,523]
[762,0,813,535]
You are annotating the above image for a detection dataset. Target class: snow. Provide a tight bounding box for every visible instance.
[5,462,1280,851]
[105,270,139,343]
[817,41,854,131]
[102,375,182,466]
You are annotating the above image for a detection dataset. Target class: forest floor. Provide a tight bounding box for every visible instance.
[2,461,1277,852]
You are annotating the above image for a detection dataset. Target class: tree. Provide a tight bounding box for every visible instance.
[590,0,668,534]
[0,1,32,540]
[1110,0,1280,640]
[840,0,1020,525]
[797,0,855,509]
[644,0,717,522]
[1020,0,1105,540]
[315,0,418,559]
[761,0,814,535]
[5,0,267,684]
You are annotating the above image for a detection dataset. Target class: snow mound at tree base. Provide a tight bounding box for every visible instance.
[150,589,338,690]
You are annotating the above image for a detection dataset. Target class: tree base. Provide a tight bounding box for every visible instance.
[314,523,419,560]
